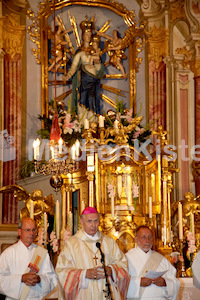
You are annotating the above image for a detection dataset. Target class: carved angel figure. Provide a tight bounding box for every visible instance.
[0,185,55,226]
[48,24,73,72]
[96,29,127,79]
[105,116,143,145]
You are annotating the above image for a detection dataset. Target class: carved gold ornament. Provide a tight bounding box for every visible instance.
[170,0,187,23]
[2,14,25,59]
[146,25,169,69]
[176,46,200,77]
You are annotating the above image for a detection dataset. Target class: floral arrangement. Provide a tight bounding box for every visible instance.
[104,98,152,146]
[187,231,196,254]
[170,251,184,269]
[187,231,196,271]
[49,230,59,253]
[37,97,152,147]
[37,99,83,146]
[37,227,45,247]
[63,227,72,241]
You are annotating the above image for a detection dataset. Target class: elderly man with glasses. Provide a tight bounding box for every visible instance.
[126,225,180,300]
[0,217,57,300]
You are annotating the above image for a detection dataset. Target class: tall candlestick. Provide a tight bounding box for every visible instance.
[62,189,66,232]
[149,197,152,219]
[36,138,40,159]
[33,140,37,160]
[178,202,183,240]
[75,139,80,157]
[84,119,89,129]
[71,145,76,160]
[87,154,95,172]
[58,138,63,154]
[51,146,54,159]
[99,115,104,128]
[80,200,85,213]
[127,174,132,206]
[191,213,195,236]
[43,212,48,245]
[30,200,34,219]
[111,196,114,218]
[56,200,60,239]
[68,211,73,229]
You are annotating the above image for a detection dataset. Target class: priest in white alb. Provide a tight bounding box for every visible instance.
[126,225,180,300]
[56,207,130,299]
[192,250,200,289]
[0,217,57,300]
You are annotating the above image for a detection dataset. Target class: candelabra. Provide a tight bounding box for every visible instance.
[33,140,81,191]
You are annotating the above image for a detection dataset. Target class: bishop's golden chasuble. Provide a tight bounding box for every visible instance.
[56,229,130,299]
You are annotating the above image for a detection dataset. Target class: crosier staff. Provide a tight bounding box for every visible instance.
[96,242,113,300]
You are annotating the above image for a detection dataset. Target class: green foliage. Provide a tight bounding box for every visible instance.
[19,157,35,179]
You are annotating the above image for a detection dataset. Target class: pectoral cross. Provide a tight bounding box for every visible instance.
[93,254,98,265]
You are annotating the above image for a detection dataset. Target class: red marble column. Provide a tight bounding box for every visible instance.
[3,53,22,224]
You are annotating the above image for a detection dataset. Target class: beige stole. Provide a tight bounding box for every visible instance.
[139,251,164,298]
[20,245,48,300]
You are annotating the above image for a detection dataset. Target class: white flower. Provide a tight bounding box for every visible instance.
[37,227,45,247]
[49,230,58,253]
[132,182,139,198]
[63,228,72,241]
[107,182,115,198]
[63,127,73,134]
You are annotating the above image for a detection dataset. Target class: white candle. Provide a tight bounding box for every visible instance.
[111,196,114,218]
[58,138,63,154]
[36,138,40,159]
[71,144,76,160]
[191,213,195,236]
[149,196,152,219]
[80,200,85,213]
[51,146,54,159]
[75,139,80,157]
[68,211,73,229]
[99,115,104,128]
[43,212,48,245]
[114,120,119,129]
[84,119,89,129]
[127,174,132,206]
[87,154,95,172]
[56,200,60,239]
[30,200,34,219]
[33,140,37,160]
[178,202,183,240]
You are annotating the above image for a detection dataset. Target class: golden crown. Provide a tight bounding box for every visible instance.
[80,16,94,33]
